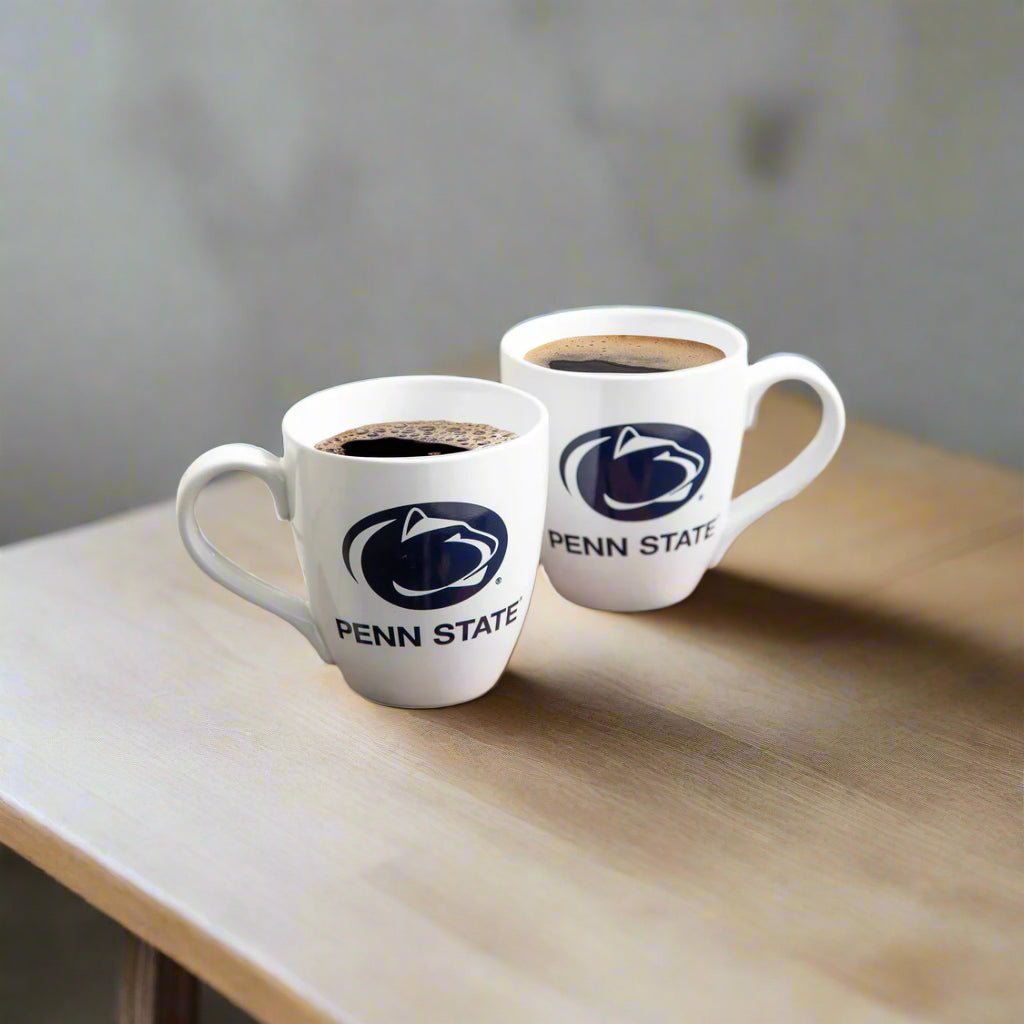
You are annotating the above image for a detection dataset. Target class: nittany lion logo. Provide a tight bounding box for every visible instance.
[560,422,711,522]
[342,502,508,610]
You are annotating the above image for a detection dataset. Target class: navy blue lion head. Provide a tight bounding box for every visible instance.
[559,423,711,522]
[342,502,508,610]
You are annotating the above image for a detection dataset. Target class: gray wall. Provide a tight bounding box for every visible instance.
[2,1,1021,545]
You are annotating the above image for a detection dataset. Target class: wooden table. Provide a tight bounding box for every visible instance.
[2,392,1022,1024]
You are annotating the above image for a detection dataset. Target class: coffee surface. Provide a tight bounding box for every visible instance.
[524,334,724,374]
[315,420,517,458]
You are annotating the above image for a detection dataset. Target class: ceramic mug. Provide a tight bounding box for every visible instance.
[177,375,548,707]
[501,306,845,611]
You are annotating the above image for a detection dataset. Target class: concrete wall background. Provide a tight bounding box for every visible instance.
[2,0,1021,544]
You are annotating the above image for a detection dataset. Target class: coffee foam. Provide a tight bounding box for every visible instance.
[525,334,724,372]
[314,419,517,456]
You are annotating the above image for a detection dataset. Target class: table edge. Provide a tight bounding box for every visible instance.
[0,791,347,1024]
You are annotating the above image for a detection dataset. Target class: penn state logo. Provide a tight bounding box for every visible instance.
[559,422,711,522]
[342,502,508,610]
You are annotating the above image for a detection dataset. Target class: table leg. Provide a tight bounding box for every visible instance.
[119,932,199,1024]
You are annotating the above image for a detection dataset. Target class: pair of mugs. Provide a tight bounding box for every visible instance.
[178,306,844,708]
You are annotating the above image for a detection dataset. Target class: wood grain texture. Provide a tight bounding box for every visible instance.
[1,391,1022,1024]
[119,934,198,1024]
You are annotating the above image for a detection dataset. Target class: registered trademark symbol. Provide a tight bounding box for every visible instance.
[496,577,502,584]
[699,494,704,500]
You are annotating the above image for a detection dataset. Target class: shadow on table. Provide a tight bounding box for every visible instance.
[489,567,1021,728]
[422,565,1022,749]
[645,566,1022,697]
[403,566,1021,883]
[395,570,1024,1022]
[647,567,1015,709]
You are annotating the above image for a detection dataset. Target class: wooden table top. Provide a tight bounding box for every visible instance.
[2,392,1022,1024]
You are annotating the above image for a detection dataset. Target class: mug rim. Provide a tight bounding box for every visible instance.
[500,305,749,382]
[282,374,548,466]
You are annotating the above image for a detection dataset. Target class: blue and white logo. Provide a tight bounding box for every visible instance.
[559,422,711,522]
[342,502,508,610]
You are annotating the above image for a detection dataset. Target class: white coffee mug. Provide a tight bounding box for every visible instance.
[501,307,845,612]
[177,376,548,707]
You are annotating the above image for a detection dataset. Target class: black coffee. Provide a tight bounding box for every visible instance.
[315,420,517,458]
[525,334,725,373]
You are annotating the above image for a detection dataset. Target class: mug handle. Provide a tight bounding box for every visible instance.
[176,444,333,662]
[710,354,845,568]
